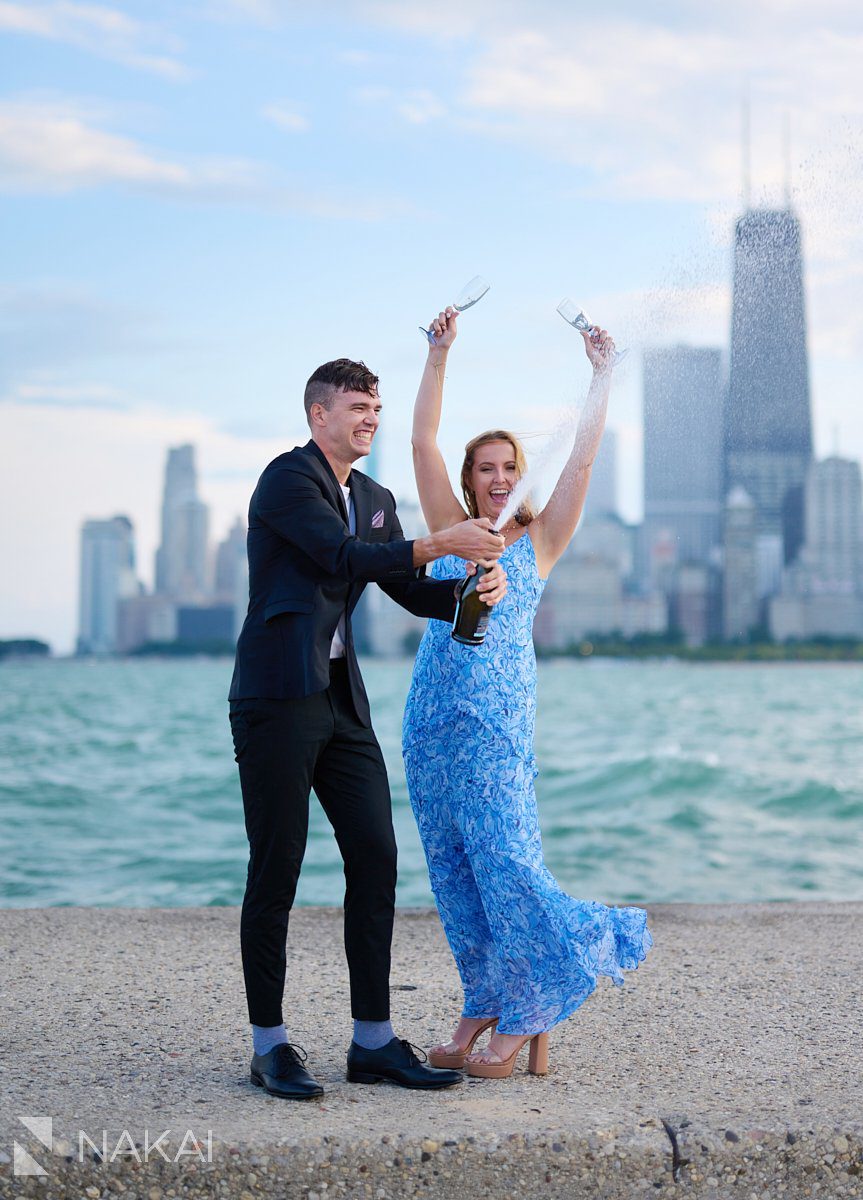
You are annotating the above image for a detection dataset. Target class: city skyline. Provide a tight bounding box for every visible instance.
[65,191,863,656]
[83,443,250,656]
[73,185,863,656]
[2,4,862,651]
[76,421,863,658]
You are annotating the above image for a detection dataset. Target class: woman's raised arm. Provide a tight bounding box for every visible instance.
[530,330,615,577]
[412,308,468,533]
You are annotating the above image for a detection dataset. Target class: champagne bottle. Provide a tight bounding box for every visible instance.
[452,562,492,646]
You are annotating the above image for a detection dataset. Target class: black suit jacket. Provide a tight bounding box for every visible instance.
[228,439,457,725]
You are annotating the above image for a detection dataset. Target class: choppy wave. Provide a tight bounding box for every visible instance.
[1,657,861,907]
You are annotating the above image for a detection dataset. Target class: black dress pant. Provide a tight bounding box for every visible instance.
[229,659,397,1027]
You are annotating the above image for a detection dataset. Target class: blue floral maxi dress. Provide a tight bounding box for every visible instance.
[402,532,653,1036]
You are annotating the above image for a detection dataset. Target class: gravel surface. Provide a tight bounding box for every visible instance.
[1,903,860,1198]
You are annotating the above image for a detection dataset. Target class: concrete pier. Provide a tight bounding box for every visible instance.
[1,903,860,1198]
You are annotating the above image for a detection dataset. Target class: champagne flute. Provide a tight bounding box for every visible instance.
[419,275,490,345]
[556,297,629,365]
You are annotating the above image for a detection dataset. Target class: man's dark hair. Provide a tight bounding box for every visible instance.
[304,359,380,424]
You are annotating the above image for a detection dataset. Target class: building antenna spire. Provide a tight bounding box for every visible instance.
[782,109,792,208]
[742,81,751,209]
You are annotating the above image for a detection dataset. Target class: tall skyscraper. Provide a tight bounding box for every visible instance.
[585,428,617,517]
[215,516,249,640]
[769,457,863,640]
[725,208,813,569]
[643,345,724,581]
[722,486,759,641]
[803,457,863,593]
[537,553,621,645]
[671,563,717,648]
[214,517,247,600]
[77,516,138,654]
[154,445,211,601]
[534,512,667,650]
[569,510,634,579]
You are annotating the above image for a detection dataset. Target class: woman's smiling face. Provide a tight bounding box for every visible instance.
[470,440,520,524]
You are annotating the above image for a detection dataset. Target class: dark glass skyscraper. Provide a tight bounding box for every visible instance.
[643,344,724,572]
[725,208,813,564]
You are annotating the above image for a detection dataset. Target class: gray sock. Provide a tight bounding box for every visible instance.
[252,1023,289,1057]
[352,1019,395,1050]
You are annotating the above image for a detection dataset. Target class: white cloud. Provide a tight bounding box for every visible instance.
[337,48,373,65]
[0,98,192,191]
[355,85,446,125]
[457,23,863,200]
[261,101,309,132]
[397,89,446,125]
[268,5,863,267]
[1,380,130,408]
[360,0,863,44]
[356,85,391,103]
[0,1,188,78]
[207,0,514,41]
[206,0,283,24]
[0,97,413,217]
[465,26,727,121]
[357,0,500,40]
[445,16,863,362]
[203,0,863,201]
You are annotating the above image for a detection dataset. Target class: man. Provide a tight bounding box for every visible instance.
[229,357,506,1099]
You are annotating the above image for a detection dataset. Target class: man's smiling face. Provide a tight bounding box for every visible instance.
[312,387,382,465]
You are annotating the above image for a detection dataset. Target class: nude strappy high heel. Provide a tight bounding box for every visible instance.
[464,1031,549,1079]
[428,1017,499,1069]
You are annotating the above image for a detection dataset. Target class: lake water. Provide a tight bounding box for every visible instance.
[1,658,861,907]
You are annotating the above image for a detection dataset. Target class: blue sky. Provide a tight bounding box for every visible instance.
[2,0,862,651]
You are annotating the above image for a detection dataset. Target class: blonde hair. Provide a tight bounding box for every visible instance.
[460,430,535,526]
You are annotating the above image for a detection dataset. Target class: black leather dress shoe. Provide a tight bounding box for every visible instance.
[346,1038,461,1089]
[250,1043,324,1100]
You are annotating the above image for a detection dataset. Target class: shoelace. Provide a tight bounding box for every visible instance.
[400,1040,428,1066]
[272,1042,308,1067]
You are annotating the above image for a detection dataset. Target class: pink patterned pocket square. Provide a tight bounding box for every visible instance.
[371,508,385,529]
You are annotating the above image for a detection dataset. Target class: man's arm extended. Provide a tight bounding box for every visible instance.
[377,575,458,622]
[375,505,506,621]
[257,464,503,583]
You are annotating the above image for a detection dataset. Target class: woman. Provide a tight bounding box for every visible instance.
[402,306,652,1079]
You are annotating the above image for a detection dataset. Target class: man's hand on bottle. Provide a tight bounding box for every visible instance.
[466,560,508,606]
[412,517,505,570]
[445,518,505,563]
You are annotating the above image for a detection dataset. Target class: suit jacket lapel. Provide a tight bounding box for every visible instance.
[350,472,372,539]
[304,439,349,521]
[344,474,374,622]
